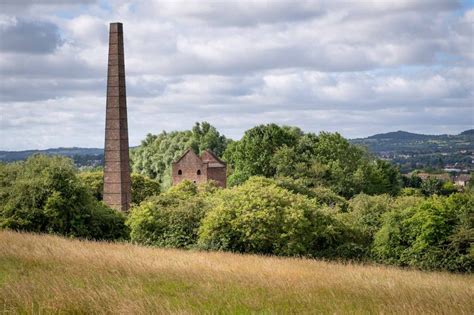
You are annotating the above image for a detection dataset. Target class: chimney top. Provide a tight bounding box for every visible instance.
[109,22,123,33]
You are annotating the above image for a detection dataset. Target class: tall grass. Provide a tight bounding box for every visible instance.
[1,230,473,314]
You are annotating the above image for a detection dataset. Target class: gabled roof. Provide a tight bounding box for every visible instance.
[455,174,471,182]
[172,148,201,164]
[173,148,226,167]
[201,149,226,166]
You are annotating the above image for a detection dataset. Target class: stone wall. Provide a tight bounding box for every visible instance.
[172,150,208,185]
[207,167,227,188]
[172,149,226,187]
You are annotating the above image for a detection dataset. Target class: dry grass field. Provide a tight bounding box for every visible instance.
[0,230,473,314]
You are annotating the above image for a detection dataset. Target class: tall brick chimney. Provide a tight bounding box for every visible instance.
[103,22,131,211]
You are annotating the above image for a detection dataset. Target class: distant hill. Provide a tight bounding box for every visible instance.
[460,129,474,135]
[0,147,104,167]
[1,129,472,172]
[351,130,473,173]
[367,130,432,141]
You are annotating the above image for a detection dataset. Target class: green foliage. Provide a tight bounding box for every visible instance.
[343,194,422,245]
[402,174,422,188]
[373,193,473,272]
[78,171,103,200]
[420,178,458,196]
[131,122,228,190]
[198,177,358,258]
[224,125,401,197]
[274,177,348,211]
[303,134,401,197]
[0,155,127,240]
[131,173,161,204]
[192,122,228,157]
[400,187,423,196]
[223,124,301,184]
[79,171,161,204]
[127,181,210,248]
[440,181,458,196]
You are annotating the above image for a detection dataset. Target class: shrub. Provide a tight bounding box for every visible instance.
[275,177,348,211]
[130,173,161,204]
[198,177,358,258]
[0,155,127,240]
[127,181,210,248]
[400,187,423,197]
[311,186,349,211]
[344,194,392,242]
[373,193,473,272]
[78,171,103,200]
[341,194,423,256]
[79,171,161,204]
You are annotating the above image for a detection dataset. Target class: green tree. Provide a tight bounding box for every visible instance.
[198,177,358,258]
[421,178,443,196]
[0,155,127,240]
[223,124,301,184]
[342,194,422,250]
[271,131,401,198]
[78,171,103,200]
[192,122,228,157]
[79,171,161,204]
[131,122,228,189]
[127,181,210,248]
[373,193,473,272]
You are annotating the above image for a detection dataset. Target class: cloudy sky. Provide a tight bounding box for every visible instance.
[0,0,473,150]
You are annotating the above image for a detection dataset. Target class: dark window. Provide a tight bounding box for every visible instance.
[197,169,201,175]
[178,170,182,175]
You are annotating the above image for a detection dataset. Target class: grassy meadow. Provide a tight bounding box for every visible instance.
[0,230,473,314]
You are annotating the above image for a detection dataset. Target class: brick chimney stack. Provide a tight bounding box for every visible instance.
[103,22,131,211]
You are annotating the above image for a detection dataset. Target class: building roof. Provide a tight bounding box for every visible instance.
[200,149,226,167]
[417,172,451,181]
[172,148,199,164]
[173,148,226,168]
[455,174,471,182]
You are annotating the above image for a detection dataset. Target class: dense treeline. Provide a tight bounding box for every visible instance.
[132,122,401,197]
[0,122,472,272]
[126,178,472,272]
[0,155,128,240]
[131,122,228,190]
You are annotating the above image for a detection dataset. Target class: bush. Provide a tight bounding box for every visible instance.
[344,194,392,241]
[341,194,422,256]
[130,173,161,204]
[198,177,358,258]
[275,177,348,211]
[373,193,473,272]
[400,187,423,197]
[131,122,228,189]
[0,155,127,240]
[127,181,210,248]
[79,171,161,204]
[78,171,103,200]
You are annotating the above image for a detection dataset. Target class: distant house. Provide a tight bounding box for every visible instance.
[454,174,471,187]
[172,149,226,188]
[416,172,451,182]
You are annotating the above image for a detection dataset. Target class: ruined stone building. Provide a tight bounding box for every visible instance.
[172,149,227,188]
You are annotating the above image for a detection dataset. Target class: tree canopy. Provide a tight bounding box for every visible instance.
[223,124,401,197]
[0,155,128,240]
[131,122,228,190]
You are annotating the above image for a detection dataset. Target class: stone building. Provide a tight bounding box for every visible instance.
[172,149,226,188]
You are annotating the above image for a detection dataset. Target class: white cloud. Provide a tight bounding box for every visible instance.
[0,0,472,150]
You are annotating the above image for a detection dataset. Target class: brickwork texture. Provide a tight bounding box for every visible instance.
[172,149,226,188]
[103,22,131,212]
